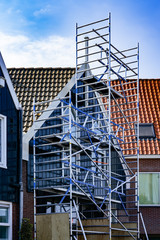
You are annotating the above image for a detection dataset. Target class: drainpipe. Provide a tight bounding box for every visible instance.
[19,109,23,237]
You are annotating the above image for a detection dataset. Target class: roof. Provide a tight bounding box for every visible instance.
[8,68,75,132]
[110,79,160,156]
[139,79,160,155]
[8,67,160,155]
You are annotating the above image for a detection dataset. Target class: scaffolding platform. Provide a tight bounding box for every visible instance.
[79,75,123,98]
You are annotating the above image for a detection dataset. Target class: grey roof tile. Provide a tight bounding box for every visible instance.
[8,67,75,133]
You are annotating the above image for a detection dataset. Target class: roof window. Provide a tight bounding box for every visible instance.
[139,123,155,139]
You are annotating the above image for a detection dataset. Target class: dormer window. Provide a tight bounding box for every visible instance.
[139,123,155,139]
[0,114,7,168]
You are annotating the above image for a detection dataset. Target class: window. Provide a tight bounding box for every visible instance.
[139,123,155,139]
[0,114,7,168]
[0,202,12,240]
[139,173,160,205]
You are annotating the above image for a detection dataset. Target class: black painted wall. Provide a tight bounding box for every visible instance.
[0,81,22,203]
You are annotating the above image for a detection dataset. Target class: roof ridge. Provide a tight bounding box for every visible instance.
[7,67,75,70]
[139,78,160,80]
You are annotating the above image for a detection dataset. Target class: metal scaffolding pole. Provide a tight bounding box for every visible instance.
[33,98,36,240]
[137,43,140,240]
[108,12,112,240]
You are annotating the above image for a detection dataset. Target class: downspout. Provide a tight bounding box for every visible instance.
[19,109,23,237]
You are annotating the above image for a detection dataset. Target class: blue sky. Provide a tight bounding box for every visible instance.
[0,0,160,78]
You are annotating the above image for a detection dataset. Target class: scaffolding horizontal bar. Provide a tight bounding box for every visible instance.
[34,113,69,123]
[34,96,69,106]
[111,228,138,233]
[77,33,109,44]
[77,25,109,37]
[77,18,109,29]
[113,46,138,55]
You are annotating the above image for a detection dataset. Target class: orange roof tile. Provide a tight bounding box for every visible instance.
[111,79,160,155]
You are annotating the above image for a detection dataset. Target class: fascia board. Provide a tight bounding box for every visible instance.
[126,154,160,159]
[0,52,22,110]
[23,64,86,160]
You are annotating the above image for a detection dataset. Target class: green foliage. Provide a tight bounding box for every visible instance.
[19,218,33,240]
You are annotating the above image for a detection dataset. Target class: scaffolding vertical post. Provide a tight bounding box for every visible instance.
[69,94,73,240]
[69,88,73,240]
[108,12,112,240]
[75,22,78,202]
[75,22,78,116]
[137,42,140,239]
[33,98,36,240]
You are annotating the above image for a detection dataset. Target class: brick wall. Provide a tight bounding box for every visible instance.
[12,203,19,240]
[22,160,34,224]
[12,160,34,239]
[140,207,160,235]
[140,158,160,172]
[139,158,160,235]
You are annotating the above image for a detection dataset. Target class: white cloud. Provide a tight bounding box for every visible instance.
[0,32,75,68]
[33,5,52,17]
[0,31,159,78]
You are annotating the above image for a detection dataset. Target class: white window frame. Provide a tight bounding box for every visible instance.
[0,114,7,169]
[0,201,12,240]
[139,172,160,207]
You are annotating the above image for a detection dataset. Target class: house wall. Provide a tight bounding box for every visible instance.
[11,157,34,239]
[0,83,20,202]
[139,158,160,236]
[22,160,34,225]
[10,160,34,239]
[125,157,160,236]
[0,76,22,239]
[12,203,19,240]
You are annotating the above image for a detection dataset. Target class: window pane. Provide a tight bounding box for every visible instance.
[139,173,159,204]
[139,124,155,138]
[0,226,8,239]
[0,208,8,223]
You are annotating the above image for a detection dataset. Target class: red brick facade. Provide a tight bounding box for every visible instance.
[11,160,34,240]
[12,203,19,240]
[140,158,160,236]
[22,160,34,225]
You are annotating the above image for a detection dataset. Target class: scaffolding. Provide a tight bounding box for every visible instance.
[33,13,139,240]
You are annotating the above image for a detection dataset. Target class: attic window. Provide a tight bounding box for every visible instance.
[139,123,155,139]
